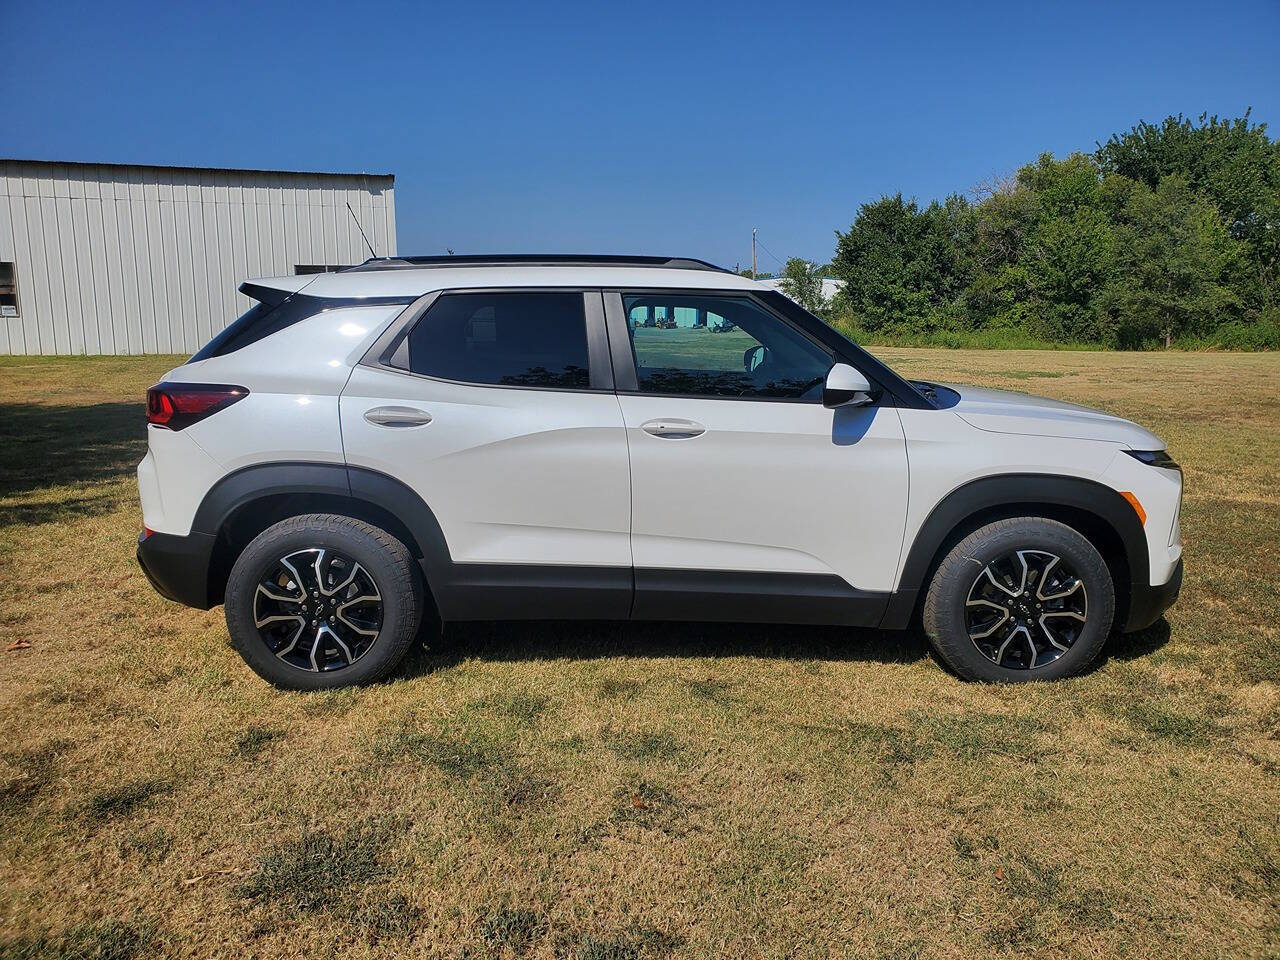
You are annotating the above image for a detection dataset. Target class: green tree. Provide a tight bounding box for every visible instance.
[1017,151,1103,217]
[830,193,973,331]
[999,154,1118,342]
[1024,206,1118,343]
[963,184,1039,330]
[778,258,827,314]
[1097,112,1280,310]
[824,112,1277,349]
[1099,175,1245,347]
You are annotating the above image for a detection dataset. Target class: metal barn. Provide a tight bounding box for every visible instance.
[0,159,397,356]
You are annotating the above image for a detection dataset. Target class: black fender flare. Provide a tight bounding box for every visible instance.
[193,461,455,600]
[879,473,1148,630]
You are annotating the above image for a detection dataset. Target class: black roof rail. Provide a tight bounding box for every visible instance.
[342,254,731,273]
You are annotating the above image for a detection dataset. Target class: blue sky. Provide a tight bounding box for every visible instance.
[5,0,1278,271]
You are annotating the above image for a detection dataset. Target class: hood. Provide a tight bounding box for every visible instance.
[942,383,1164,447]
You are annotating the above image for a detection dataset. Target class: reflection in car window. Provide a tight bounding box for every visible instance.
[408,292,589,388]
[623,294,832,400]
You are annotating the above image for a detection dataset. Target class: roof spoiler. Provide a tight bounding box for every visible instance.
[238,281,297,307]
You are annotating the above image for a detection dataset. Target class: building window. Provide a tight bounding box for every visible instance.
[294,264,353,275]
[0,262,18,318]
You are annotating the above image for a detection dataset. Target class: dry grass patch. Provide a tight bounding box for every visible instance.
[1,349,1278,958]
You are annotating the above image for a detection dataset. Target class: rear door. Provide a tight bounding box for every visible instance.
[606,290,909,624]
[341,289,632,619]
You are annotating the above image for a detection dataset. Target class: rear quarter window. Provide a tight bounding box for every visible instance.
[190,295,320,361]
[191,288,414,361]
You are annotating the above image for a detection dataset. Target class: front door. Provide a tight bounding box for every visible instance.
[607,291,909,625]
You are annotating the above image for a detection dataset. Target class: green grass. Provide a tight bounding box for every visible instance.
[84,779,169,821]
[0,918,160,960]
[832,321,1116,351]
[232,725,285,759]
[235,817,398,914]
[1,349,1278,958]
[474,903,545,956]
[631,325,760,370]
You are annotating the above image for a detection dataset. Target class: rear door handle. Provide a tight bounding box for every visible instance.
[364,406,433,428]
[640,418,705,439]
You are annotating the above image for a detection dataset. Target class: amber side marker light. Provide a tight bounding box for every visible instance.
[1120,491,1146,526]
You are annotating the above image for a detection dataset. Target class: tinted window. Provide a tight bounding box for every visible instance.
[758,290,921,406]
[407,292,590,389]
[190,295,320,361]
[624,294,832,400]
[190,290,414,362]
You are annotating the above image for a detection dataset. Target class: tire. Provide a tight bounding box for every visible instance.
[224,514,424,690]
[921,517,1114,682]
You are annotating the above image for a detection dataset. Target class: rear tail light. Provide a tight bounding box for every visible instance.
[146,382,248,430]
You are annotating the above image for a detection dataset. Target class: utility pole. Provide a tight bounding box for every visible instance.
[751,228,757,280]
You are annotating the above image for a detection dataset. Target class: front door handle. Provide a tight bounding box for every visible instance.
[364,406,432,428]
[640,418,705,439]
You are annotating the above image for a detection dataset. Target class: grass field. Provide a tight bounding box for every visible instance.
[1,349,1277,959]
[632,326,760,369]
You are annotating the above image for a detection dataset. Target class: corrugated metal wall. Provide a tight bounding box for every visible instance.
[0,160,396,356]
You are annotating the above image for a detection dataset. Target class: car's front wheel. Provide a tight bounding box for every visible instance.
[224,514,424,690]
[921,517,1115,682]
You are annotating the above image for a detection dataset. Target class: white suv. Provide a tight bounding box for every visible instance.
[136,255,1183,689]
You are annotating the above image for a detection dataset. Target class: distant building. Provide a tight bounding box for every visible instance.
[0,159,396,355]
[754,276,845,306]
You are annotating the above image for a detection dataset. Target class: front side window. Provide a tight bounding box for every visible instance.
[623,293,832,400]
[407,291,590,389]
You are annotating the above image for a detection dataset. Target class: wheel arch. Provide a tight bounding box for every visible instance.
[194,462,452,607]
[880,473,1147,630]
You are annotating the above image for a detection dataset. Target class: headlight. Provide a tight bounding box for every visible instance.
[1124,449,1180,472]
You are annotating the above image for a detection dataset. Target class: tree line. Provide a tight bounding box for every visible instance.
[782,112,1279,350]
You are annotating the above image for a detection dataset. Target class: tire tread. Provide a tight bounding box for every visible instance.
[224,513,423,689]
[921,517,1114,682]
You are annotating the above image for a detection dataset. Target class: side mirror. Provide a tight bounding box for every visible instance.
[744,345,766,372]
[823,363,874,408]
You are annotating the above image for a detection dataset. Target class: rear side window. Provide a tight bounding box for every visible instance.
[190,293,325,361]
[191,286,414,362]
[406,292,590,389]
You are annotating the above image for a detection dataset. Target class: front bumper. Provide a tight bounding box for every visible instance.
[1123,558,1183,632]
[136,530,217,609]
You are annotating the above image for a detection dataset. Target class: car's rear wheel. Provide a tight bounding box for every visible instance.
[921,517,1114,682]
[224,514,423,690]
